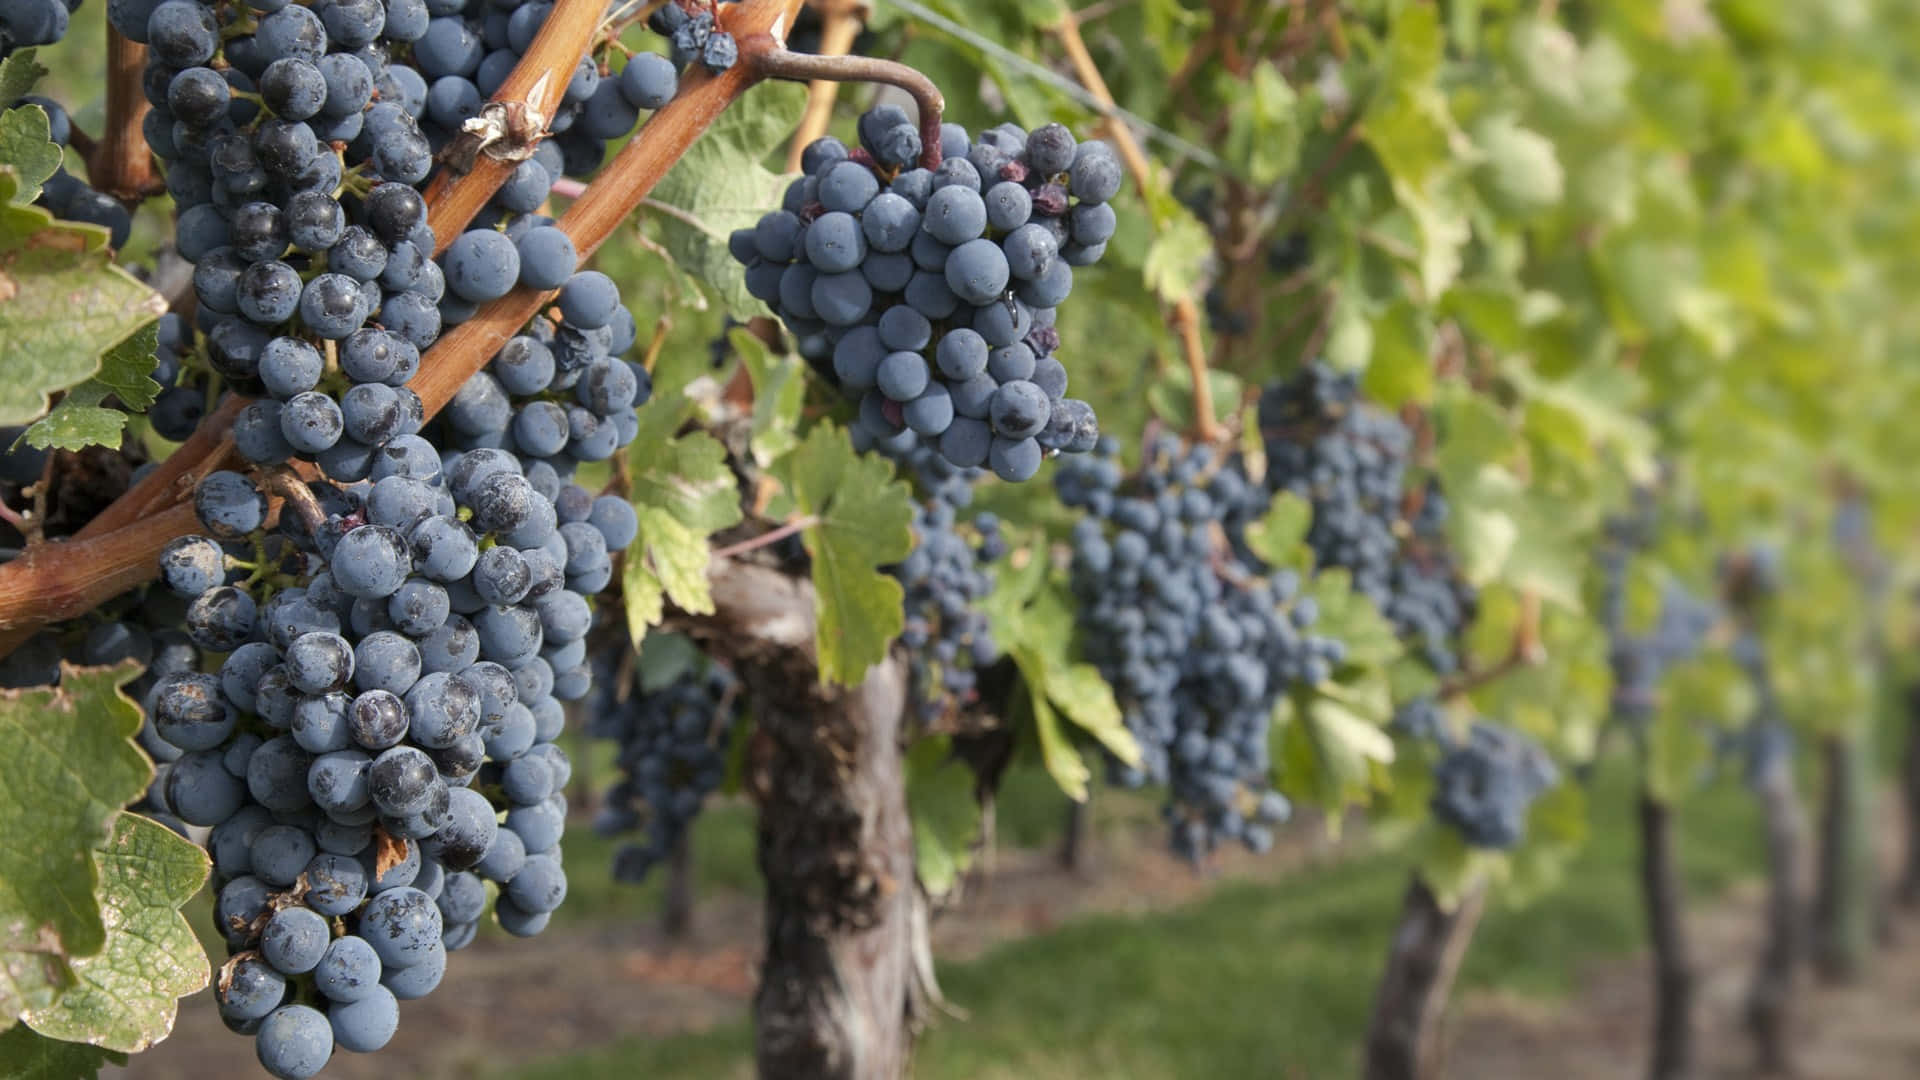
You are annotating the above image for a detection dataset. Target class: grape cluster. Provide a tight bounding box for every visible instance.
[1258,363,1475,673]
[1056,436,1330,859]
[648,0,735,74]
[879,435,1005,722]
[730,108,1111,481]
[144,451,622,1074]
[83,0,669,1068]
[1429,721,1558,849]
[588,658,740,885]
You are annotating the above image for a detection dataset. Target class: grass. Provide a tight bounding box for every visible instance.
[503,758,1765,1080]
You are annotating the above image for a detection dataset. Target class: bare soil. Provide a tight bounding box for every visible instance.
[118,814,1337,1080]
[120,803,1920,1080]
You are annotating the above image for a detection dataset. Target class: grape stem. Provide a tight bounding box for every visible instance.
[782,0,870,173]
[0,499,29,535]
[256,467,327,536]
[709,515,819,560]
[1049,0,1221,444]
[422,0,610,255]
[749,47,945,170]
[1439,590,1544,700]
[93,27,161,200]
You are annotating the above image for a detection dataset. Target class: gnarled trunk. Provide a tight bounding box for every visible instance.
[663,828,694,939]
[1900,684,1920,906]
[1746,750,1807,1075]
[676,557,930,1080]
[1638,788,1693,1080]
[1811,733,1872,983]
[1363,874,1486,1080]
[1058,795,1093,874]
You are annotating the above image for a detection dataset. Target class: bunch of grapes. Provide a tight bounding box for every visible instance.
[588,658,740,885]
[880,435,1006,723]
[648,0,736,74]
[1429,721,1558,849]
[730,107,1110,481]
[1056,436,1330,858]
[1258,363,1475,674]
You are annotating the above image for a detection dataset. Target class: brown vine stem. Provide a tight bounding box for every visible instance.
[782,0,869,173]
[1050,1,1221,443]
[93,28,158,200]
[422,0,608,255]
[709,515,819,560]
[77,396,245,539]
[752,47,944,170]
[258,467,327,535]
[412,0,805,415]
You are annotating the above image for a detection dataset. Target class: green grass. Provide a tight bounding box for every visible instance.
[503,759,1765,1080]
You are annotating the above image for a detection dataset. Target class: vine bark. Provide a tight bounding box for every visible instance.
[1638,788,1694,1080]
[1362,874,1486,1080]
[672,557,930,1079]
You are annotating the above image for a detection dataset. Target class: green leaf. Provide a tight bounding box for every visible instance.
[731,328,804,466]
[1360,299,1434,408]
[622,506,715,639]
[0,1025,124,1079]
[1305,569,1404,670]
[626,397,742,534]
[1139,210,1212,305]
[0,197,168,426]
[1276,691,1395,819]
[1146,363,1241,435]
[1243,491,1313,570]
[0,49,47,106]
[988,566,1138,773]
[621,394,745,642]
[776,424,915,685]
[1009,642,1093,803]
[1220,62,1301,189]
[1472,114,1564,216]
[650,80,806,318]
[906,738,980,898]
[0,107,61,205]
[20,815,209,1052]
[24,323,161,451]
[0,664,151,1027]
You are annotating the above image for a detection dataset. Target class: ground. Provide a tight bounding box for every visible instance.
[118,764,1920,1079]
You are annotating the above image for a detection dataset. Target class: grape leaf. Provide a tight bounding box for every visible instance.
[731,328,804,466]
[0,107,61,205]
[1242,491,1313,570]
[19,815,208,1052]
[622,505,714,640]
[1010,641,1094,803]
[0,1025,124,1079]
[0,49,46,106]
[1274,693,1394,823]
[1305,568,1404,670]
[776,423,914,686]
[621,394,744,643]
[649,80,805,318]
[0,664,151,1029]
[24,323,161,451]
[0,186,168,426]
[906,737,980,898]
[988,567,1138,795]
